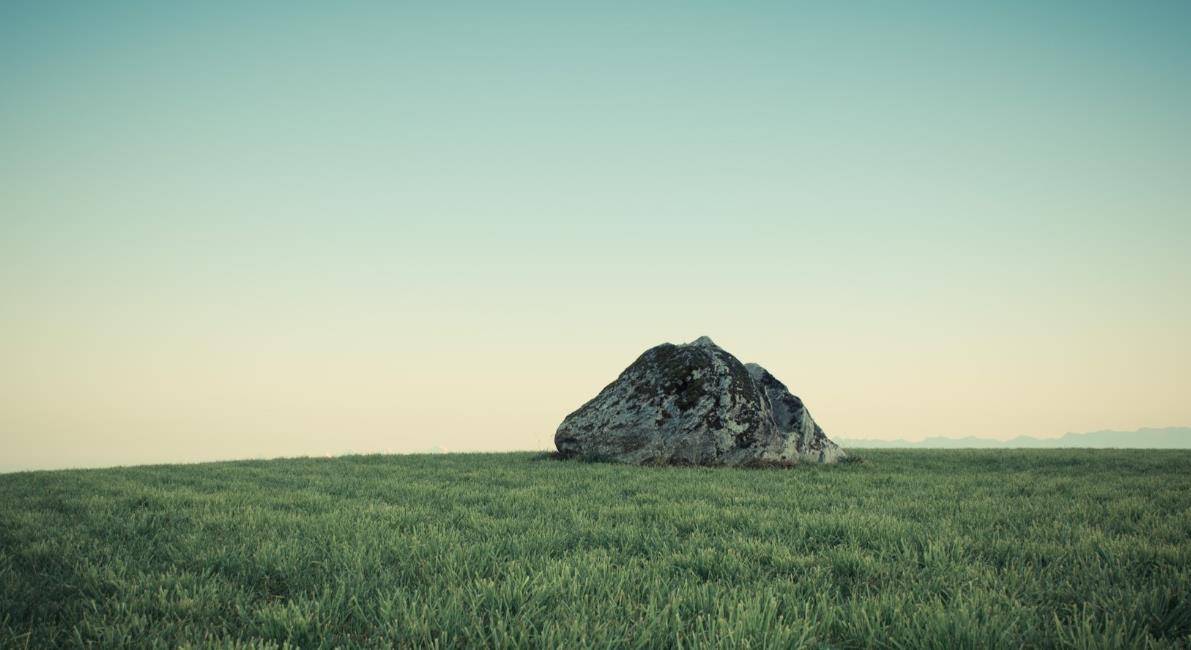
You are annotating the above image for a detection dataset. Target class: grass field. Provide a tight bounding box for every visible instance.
[2,450,1189,648]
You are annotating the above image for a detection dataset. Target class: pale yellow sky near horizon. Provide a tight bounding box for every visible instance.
[2,2,1190,471]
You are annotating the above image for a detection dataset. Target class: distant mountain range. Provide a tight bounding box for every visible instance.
[839,427,1191,449]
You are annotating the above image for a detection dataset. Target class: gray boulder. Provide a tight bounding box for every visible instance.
[554,336,845,465]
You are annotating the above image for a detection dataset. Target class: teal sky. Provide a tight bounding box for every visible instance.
[2,2,1189,470]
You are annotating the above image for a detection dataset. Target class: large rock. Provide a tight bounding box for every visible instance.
[555,336,845,465]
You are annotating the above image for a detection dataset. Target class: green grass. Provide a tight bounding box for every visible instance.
[2,450,1189,648]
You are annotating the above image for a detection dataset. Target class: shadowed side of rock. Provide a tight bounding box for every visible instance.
[746,363,846,464]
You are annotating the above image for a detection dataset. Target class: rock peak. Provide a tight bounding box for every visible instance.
[690,335,717,348]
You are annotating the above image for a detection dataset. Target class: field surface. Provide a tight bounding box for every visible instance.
[2,450,1190,648]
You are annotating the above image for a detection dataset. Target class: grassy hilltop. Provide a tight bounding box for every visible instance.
[2,450,1189,648]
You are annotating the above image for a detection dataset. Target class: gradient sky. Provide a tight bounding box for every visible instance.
[2,2,1189,471]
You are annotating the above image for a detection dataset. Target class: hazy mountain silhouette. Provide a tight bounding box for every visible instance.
[840,427,1191,449]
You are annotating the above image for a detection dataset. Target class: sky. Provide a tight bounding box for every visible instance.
[2,2,1189,471]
